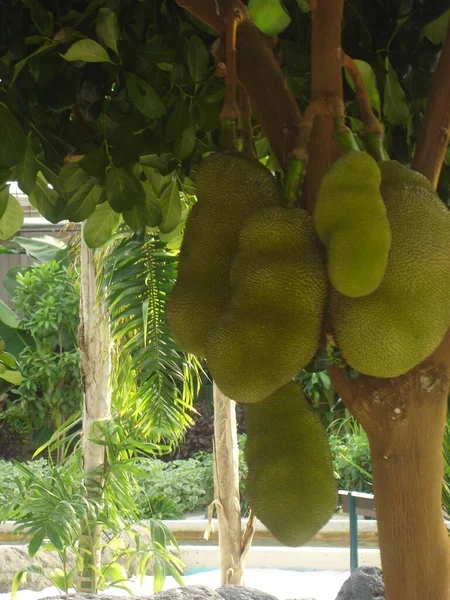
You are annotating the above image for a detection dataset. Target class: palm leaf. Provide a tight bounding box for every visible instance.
[99,231,201,446]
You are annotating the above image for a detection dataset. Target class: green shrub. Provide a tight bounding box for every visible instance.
[0,458,49,521]
[328,421,372,493]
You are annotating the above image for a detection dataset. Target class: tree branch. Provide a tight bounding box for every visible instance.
[177,0,302,170]
[412,22,450,188]
[306,0,345,211]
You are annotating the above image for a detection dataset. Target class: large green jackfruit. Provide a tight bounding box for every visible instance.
[166,152,281,357]
[244,383,337,547]
[205,206,327,403]
[314,152,391,298]
[332,160,450,378]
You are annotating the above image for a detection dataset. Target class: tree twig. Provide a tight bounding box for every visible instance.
[238,85,255,157]
[412,22,450,188]
[177,0,302,170]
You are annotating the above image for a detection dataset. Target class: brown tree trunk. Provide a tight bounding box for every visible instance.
[330,342,450,600]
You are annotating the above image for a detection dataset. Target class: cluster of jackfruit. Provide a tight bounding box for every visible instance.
[328,159,450,378]
[167,147,450,548]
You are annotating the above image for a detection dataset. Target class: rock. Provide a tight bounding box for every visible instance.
[216,585,278,600]
[0,545,75,592]
[39,586,224,600]
[335,567,384,600]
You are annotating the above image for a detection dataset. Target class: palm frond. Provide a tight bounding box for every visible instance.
[99,231,201,446]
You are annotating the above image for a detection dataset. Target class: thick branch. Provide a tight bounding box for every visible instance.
[412,22,450,188]
[306,0,344,211]
[177,0,302,170]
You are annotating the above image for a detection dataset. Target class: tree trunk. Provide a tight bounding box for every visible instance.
[369,384,450,600]
[77,230,112,593]
[330,352,450,600]
[213,383,245,585]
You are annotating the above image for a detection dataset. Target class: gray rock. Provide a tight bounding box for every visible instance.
[0,545,75,592]
[39,587,224,600]
[335,567,384,600]
[216,585,278,600]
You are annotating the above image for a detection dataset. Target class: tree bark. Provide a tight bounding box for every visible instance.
[330,333,450,600]
[77,229,112,593]
[213,383,245,585]
[412,22,450,187]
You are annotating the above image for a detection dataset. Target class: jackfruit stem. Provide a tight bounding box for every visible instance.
[341,52,383,137]
[332,128,360,152]
[284,157,306,207]
[220,7,244,151]
[238,84,256,157]
[364,132,389,162]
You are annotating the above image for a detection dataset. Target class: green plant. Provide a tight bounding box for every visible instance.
[8,420,184,597]
[0,259,81,443]
[328,417,372,493]
[101,231,201,444]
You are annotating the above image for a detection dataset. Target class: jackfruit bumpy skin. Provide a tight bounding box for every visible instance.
[205,206,327,403]
[244,383,337,547]
[314,151,391,298]
[332,160,450,378]
[166,152,281,357]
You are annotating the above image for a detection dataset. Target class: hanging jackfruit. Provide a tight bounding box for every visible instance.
[332,160,450,378]
[314,151,391,298]
[167,152,281,358]
[205,206,327,403]
[244,382,337,547]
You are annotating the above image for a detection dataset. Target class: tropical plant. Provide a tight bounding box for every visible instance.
[0,257,81,445]
[100,230,201,445]
[9,419,184,598]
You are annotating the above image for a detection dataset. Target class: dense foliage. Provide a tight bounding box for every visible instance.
[0,1,447,249]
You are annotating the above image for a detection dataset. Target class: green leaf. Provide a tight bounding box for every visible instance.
[83,202,121,248]
[102,562,127,583]
[29,0,53,36]
[0,196,24,241]
[11,570,27,600]
[345,59,381,114]
[106,166,144,213]
[66,180,102,222]
[16,133,38,195]
[0,103,26,168]
[383,58,410,126]
[126,73,166,120]
[123,202,147,232]
[0,185,9,220]
[159,180,182,233]
[50,571,69,593]
[45,523,63,550]
[296,0,310,12]
[1,369,23,385]
[142,181,162,226]
[30,177,62,223]
[422,9,450,45]
[96,7,120,55]
[248,0,291,35]
[13,236,66,262]
[0,298,20,328]
[187,35,209,84]
[0,350,18,368]
[174,125,196,160]
[59,163,91,194]
[61,38,112,63]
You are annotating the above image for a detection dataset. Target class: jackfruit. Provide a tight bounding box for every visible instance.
[205,206,327,403]
[167,152,281,357]
[314,151,391,298]
[332,160,450,378]
[244,382,337,547]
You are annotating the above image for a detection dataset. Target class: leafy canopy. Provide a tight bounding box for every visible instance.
[0,0,448,248]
